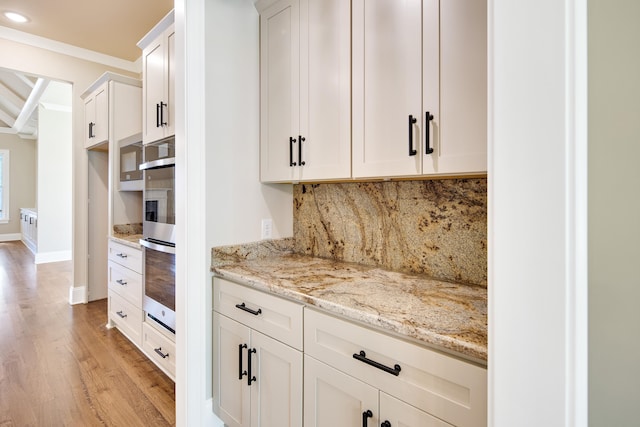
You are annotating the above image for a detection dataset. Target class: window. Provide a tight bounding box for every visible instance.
[0,150,9,223]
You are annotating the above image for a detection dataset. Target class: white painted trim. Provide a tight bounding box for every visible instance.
[68,285,87,305]
[80,72,142,99]
[35,250,72,264]
[0,25,140,73]
[137,9,175,50]
[0,233,21,241]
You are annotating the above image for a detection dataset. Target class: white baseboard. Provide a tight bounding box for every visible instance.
[69,285,87,305]
[35,250,72,264]
[0,233,22,242]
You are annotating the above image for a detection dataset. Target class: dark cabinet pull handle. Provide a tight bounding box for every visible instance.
[116,310,127,319]
[115,279,127,286]
[89,122,95,138]
[408,115,417,156]
[353,351,401,376]
[381,421,391,427]
[116,253,128,258]
[160,101,168,126]
[156,103,161,128]
[154,347,169,359]
[298,135,306,166]
[425,111,434,154]
[289,137,297,166]
[247,347,257,386]
[362,410,373,427]
[235,302,262,316]
[29,217,33,224]
[238,344,248,380]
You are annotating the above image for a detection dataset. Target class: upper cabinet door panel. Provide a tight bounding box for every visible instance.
[428,0,487,175]
[166,28,176,138]
[297,0,351,181]
[143,39,166,144]
[260,0,300,182]
[352,0,423,178]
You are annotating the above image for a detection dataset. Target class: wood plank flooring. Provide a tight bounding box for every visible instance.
[0,241,175,426]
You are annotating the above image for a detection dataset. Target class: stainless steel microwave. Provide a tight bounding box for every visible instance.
[118,133,143,191]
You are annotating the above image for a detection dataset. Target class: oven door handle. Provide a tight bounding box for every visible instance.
[140,239,176,254]
[139,157,176,170]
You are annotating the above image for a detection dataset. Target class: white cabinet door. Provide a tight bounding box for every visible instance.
[214,313,302,427]
[214,313,251,427]
[260,0,300,182]
[260,0,350,182]
[84,82,109,147]
[142,24,175,145]
[352,0,425,178]
[431,0,487,175]
[250,330,302,427]
[380,392,453,427]
[304,355,379,427]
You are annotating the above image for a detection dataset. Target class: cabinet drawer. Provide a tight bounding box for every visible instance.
[109,291,143,346]
[108,260,142,307]
[213,278,303,350]
[108,240,143,274]
[142,322,176,379]
[304,308,487,427]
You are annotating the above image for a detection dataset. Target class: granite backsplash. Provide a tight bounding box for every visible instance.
[293,179,487,287]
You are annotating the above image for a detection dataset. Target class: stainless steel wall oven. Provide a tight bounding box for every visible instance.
[140,139,176,333]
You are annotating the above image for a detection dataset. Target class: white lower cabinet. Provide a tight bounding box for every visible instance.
[212,278,487,427]
[213,278,303,427]
[142,321,176,380]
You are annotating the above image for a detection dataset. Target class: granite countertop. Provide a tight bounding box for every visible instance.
[110,233,143,249]
[212,253,487,364]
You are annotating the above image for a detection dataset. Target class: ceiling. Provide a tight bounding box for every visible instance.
[0,0,174,139]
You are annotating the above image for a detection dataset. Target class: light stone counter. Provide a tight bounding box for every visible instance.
[212,246,487,364]
[110,234,143,249]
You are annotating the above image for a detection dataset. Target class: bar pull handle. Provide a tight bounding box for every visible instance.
[353,351,401,376]
[362,410,373,427]
[160,101,168,126]
[235,302,262,316]
[89,122,95,138]
[238,344,248,380]
[154,347,169,359]
[289,137,297,166]
[298,135,306,166]
[408,115,417,156]
[116,253,128,259]
[425,111,434,154]
[247,347,257,386]
[116,310,127,319]
[156,103,161,128]
[115,279,127,286]
[381,421,391,427]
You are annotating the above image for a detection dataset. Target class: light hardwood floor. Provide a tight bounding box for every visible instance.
[0,241,175,426]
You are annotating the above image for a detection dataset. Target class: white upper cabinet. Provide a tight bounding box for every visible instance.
[139,11,175,145]
[82,74,142,150]
[83,81,109,148]
[353,0,487,179]
[259,0,351,182]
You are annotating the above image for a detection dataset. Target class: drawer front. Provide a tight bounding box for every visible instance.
[108,260,143,307]
[109,291,143,346]
[304,309,487,427]
[213,278,303,350]
[142,322,176,380]
[108,241,143,274]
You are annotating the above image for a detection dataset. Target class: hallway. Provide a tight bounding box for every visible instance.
[0,241,175,426]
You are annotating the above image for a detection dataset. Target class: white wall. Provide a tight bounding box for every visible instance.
[588,0,640,424]
[0,133,36,238]
[176,0,293,424]
[36,81,73,263]
[489,0,588,425]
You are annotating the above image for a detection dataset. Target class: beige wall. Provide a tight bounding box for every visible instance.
[0,133,36,236]
[0,37,138,290]
[588,0,640,424]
